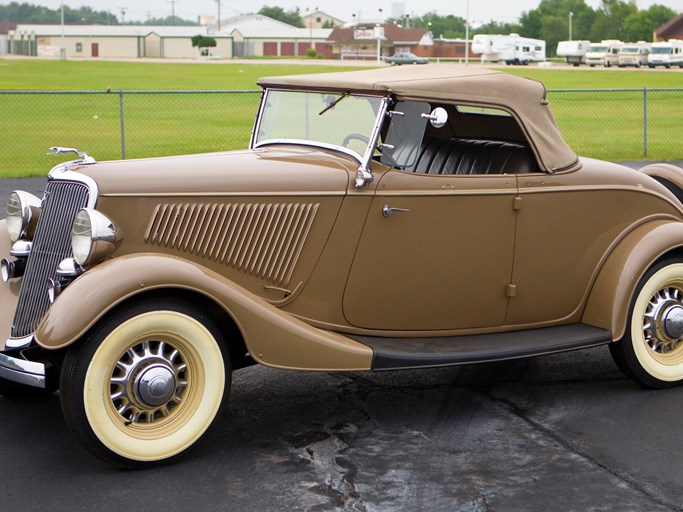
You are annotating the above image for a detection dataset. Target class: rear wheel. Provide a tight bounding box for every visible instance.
[60,298,230,468]
[610,260,683,388]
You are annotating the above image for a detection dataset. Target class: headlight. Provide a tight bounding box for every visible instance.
[5,191,41,243]
[71,209,121,267]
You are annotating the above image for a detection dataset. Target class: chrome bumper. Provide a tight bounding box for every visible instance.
[0,352,47,388]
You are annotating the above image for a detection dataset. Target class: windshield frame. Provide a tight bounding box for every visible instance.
[250,88,390,169]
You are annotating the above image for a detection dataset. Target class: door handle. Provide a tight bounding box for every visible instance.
[382,205,410,217]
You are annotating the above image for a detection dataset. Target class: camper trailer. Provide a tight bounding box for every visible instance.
[556,40,590,66]
[471,34,545,65]
[618,42,650,67]
[648,39,683,68]
[585,40,623,67]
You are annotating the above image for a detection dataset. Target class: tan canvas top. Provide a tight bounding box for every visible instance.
[258,65,579,173]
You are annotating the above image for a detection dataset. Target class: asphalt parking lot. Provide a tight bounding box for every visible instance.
[1,174,683,511]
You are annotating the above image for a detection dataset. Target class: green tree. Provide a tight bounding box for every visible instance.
[518,0,597,56]
[589,0,637,41]
[0,2,117,24]
[622,4,677,41]
[472,21,522,36]
[258,6,304,28]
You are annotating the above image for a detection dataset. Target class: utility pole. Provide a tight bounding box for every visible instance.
[118,6,126,24]
[216,0,221,31]
[168,0,179,25]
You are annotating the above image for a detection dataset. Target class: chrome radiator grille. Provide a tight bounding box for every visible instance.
[11,180,90,338]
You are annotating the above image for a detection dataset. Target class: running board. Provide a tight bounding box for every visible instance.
[345,324,612,371]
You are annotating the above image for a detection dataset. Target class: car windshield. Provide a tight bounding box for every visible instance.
[651,46,672,54]
[254,90,384,159]
[589,45,608,52]
[621,47,639,53]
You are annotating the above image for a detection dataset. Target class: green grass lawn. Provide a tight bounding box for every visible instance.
[1,58,681,177]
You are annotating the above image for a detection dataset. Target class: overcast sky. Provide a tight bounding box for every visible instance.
[8,0,683,26]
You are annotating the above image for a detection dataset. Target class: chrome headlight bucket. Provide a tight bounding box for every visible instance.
[71,209,121,267]
[6,191,41,243]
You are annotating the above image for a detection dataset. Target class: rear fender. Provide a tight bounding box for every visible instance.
[583,220,683,340]
[34,253,372,371]
[640,164,683,206]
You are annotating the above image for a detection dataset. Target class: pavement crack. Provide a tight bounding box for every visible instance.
[479,389,682,512]
[288,374,376,511]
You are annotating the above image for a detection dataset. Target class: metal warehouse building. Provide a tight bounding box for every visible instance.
[7,24,233,59]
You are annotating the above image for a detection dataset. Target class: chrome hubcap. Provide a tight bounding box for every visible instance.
[643,287,683,355]
[136,365,177,407]
[110,340,188,424]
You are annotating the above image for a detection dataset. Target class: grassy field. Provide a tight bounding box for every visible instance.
[1,58,682,177]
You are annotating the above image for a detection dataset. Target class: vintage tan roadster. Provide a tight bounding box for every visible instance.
[3,65,683,467]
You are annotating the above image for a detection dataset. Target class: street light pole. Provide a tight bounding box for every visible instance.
[569,11,573,41]
[60,1,65,59]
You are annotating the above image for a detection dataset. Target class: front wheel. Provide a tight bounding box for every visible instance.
[60,299,230,468]
[610,260,683,388]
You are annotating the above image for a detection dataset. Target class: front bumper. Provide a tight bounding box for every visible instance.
[0,352,47,388]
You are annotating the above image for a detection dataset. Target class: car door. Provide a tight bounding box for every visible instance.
[343,170,518,331]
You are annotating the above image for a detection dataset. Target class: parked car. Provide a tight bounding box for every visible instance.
[384,52,428,65]
[4,65,683,468]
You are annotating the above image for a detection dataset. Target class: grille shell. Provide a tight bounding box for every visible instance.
[10,180,90,339]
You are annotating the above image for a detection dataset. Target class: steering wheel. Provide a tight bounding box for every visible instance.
[342,133,370,148]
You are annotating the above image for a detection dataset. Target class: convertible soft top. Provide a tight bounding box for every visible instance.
[258,65,578,173]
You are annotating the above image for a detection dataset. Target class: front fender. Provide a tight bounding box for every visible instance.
[34,253,372,371]
[583,220,683,340]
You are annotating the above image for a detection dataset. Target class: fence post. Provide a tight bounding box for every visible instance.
[643,87,648,159]
[119,89,126,160]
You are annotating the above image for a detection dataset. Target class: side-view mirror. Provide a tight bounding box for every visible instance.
[421,107,448,128]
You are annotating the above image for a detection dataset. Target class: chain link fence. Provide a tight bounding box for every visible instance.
[1,88,681,177]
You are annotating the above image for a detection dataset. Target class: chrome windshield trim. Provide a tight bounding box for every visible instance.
[249,90,267,149]
[0,352,46,388]
[46,167,99,209]
[254,138,364,162]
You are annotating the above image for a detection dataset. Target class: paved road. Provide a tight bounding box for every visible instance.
[1,171,683,511]
[1,350,682,511]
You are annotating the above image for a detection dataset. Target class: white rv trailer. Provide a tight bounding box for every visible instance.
[556,40,591,66]
[471,34,546,65]
[585,40,623,67]
[648,39,683,68]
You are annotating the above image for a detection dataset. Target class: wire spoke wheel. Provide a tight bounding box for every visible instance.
[60,299,230,468]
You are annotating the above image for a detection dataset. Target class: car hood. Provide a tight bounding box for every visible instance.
[64,146,356,197]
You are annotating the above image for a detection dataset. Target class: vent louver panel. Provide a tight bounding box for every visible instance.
[145,202,319,287]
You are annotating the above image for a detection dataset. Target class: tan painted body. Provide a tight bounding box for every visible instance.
[24,150,683,365]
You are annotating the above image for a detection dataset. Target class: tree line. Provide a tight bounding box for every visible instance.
[0,2,199,26]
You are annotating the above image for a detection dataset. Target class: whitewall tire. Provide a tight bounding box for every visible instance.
[610,260,683,388]
[60,298,230,468]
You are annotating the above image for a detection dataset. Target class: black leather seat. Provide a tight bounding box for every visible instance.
[406,137,538,175]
